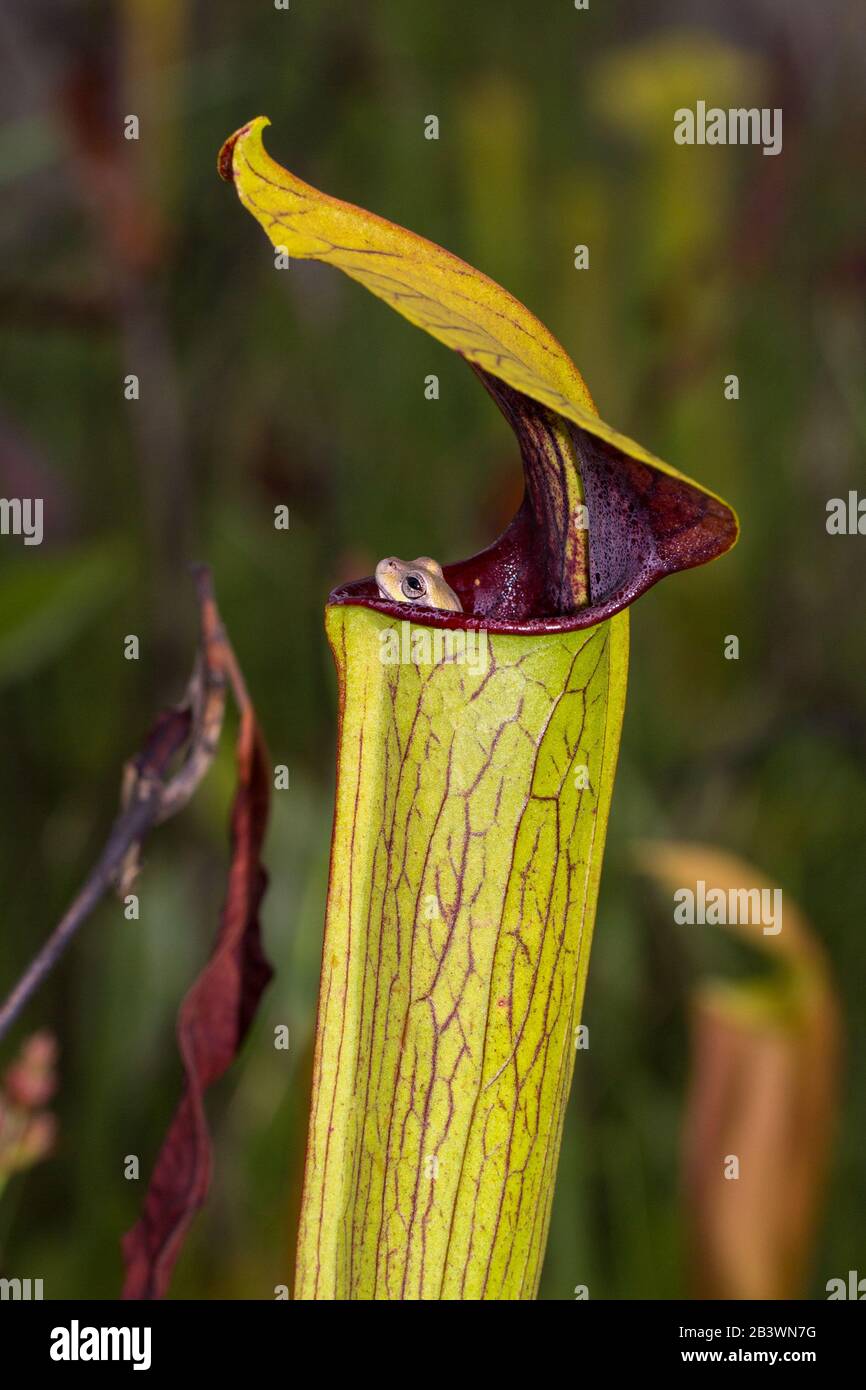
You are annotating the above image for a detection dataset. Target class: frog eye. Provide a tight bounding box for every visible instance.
[401,572,427,600]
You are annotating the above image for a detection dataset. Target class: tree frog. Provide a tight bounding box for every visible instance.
[375,556,463,613]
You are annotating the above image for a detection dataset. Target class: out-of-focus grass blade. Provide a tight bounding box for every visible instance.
[0,542,129,688]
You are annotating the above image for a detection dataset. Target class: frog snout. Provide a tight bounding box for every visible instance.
[374,557,400,596]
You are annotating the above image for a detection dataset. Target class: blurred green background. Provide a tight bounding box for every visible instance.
[0,0,863,1299]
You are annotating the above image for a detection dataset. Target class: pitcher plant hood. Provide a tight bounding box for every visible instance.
[219,116,737,633]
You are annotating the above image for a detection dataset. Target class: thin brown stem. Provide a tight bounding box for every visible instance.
[0,566,231,1045]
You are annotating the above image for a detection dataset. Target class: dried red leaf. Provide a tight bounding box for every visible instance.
[121,711,272,1299]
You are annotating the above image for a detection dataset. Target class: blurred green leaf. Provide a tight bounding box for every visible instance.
[0,541,130,688]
